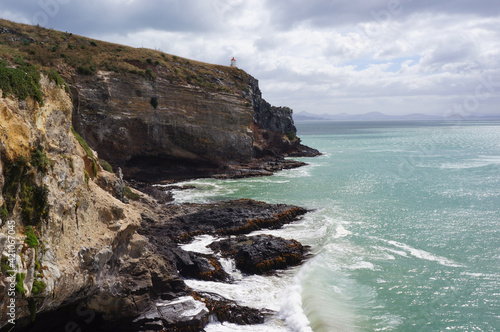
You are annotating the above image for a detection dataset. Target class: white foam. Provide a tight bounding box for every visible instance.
[439,155,500,170]
[184,272,292,311]
[384,240,463,267]
[205,321,286,332]
[347,261,376,271]
[279,280,314,332]
[170,180,237,203]
[334,224,352,238]
[180,235,216,255]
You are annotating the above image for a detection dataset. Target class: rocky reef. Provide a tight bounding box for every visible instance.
[0,19,318,331]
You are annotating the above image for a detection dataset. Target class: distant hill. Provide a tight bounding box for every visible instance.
[294,111,500,122]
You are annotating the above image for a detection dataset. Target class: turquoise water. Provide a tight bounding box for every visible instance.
[174,121,500,331]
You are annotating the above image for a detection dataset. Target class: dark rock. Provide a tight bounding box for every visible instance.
[196,292,274,325]
[173,249,229,281]
[210,235,307,275]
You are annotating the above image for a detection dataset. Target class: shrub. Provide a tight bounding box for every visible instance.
[32,279,46,294]
[3,156,27,214]
[1,256,13,275]
[90,41,98,47]
[124,186,140,201]
[77,65,95,76]
[21,183,49,226]
[99,159,113,173]
[15,273,26,294]
[46,68,65,87]
[286,131,297,141]
[0,58,43,105]
[30,148,52,174]
[0,204,8,220]
[145,68,156,80]
[24,226,39,249]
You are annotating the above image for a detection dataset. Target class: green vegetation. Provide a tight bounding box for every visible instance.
[46,68,67,89]
[71,126,93,159]
[20,179,49,226]
[71,126,98,177]
[77,64,96,76]
[145,67,156,80]
[15,272,26,294]
[286,131,297,141]
[31,279,46,295]
[0,18,251,100]
[1,256,14,275]
[84,170,90,185]
[0,204,8,220]
[28,298,37,322]
[0,57,43,105]
[30,147,52,174]
[99,158,113,173]
[2,153,50,226]
[2,156,28,214]
[24,225,39,249]
[124,186,140,201]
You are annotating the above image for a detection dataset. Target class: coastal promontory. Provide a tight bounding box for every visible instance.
[0,18,317,331]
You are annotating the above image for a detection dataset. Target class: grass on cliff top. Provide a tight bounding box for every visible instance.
[0,18,251,95]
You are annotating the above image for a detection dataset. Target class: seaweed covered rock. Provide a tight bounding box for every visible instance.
[210,235,307,275]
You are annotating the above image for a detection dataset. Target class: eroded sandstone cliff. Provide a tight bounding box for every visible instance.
[71,64,319,181]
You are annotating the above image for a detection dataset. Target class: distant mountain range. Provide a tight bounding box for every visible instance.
[293,111,500,121]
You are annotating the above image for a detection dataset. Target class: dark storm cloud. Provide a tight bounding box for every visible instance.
[0,0,238,36]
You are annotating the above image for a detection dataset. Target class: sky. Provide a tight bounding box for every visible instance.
[1,0,499,117]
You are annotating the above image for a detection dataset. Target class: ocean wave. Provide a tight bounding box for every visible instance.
[170,180,238,203]
[439,155,500,170]
[383,239,463,267]
[279,281,314,332]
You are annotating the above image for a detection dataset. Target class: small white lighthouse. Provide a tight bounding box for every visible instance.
[230,57,237,68]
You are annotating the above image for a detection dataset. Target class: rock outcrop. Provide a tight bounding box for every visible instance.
[210,235,307,275]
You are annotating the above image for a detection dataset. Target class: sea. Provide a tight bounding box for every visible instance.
[171,120,500,332]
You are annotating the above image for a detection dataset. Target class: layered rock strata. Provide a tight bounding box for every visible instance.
[71,66,319,182]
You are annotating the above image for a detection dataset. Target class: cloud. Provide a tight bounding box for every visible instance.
[0,0,499,115]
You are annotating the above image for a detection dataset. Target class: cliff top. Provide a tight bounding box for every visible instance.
[0,18,251,95]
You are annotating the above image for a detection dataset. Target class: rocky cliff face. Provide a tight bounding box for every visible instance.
[0,75,155,329]
[72,69,255,181]
[0,18,318,182]
[70,58,318,182]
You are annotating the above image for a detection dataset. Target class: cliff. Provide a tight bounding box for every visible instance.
[0,18,318,182]
[69,50,319,182]
[0,19,318,330]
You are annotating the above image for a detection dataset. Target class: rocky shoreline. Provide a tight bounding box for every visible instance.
[6,181,311,332]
